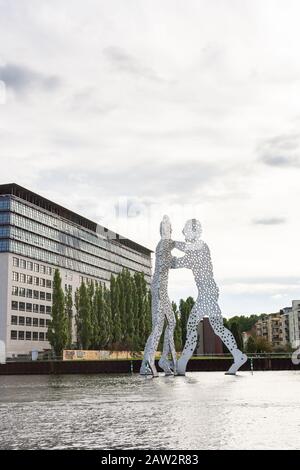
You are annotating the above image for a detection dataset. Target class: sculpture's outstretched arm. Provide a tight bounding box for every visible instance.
[174,241,186,252]
[171,255,189,269]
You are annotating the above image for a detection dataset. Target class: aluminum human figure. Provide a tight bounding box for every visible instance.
[172,219,247,375]
[140,215,177,377]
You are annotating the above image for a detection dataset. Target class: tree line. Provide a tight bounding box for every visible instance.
[48,268,191,356]
[48,268,280,357]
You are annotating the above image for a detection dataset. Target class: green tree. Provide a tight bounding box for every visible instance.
[173,302,182,352]
[65,285,73,349]
[88,282,101,350]
[110,275,122,348]
[117,271,126,344]
[134,272,147,349]
[94,284,109,349]
[256,336,272,353]
[76,281,92,349]
[103,285,112,349]
[87,282,95,346]
[124,273,134,350]
[227,314,263,333]
[158,320,166,352]
[144,288,152,344]
[179,297,195,347]
[47,269,68,357]
[246,335,257,353]
[230,321,243,351]
[131,277,139,351]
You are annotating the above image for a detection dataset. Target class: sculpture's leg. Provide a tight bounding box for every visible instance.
[158,326,173,375]
[158,315,177,375]
[140,293,161,376]
[208,304,248,375]
[140,335,155,375]
[140,331,159,377]
[168,320,177,375]
[177,303,202,375]
[141,316,165,377]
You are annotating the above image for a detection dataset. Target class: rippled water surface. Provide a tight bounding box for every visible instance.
[0,371,299,449]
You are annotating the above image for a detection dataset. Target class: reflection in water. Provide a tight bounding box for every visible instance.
[0,371,299,449]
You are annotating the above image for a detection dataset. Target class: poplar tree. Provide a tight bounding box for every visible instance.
[117,271,126,343]
[65,286,73,349]
[179,297,195,347]
[110,275,122,348]
[88,282,98,349]
[230,322,243,351]
[144,289,152,344]
[131,277,139,351]
[246,335,256,353]
[124,272,134,350]
[172,302,182,352]
[76,281,92,349]
[135,272,148,349]
[103,285,112,348]
[48,269,68,357]
[95,284,109,349]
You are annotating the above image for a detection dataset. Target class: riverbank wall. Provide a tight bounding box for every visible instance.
[0,357,299,375]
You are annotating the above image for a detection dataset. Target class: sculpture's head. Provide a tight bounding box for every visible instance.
[183,218,202,242]
[160,215,172,239]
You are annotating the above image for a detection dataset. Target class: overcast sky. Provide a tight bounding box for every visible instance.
[1,0,300,316]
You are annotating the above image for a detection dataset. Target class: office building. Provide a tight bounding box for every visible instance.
[0,184,152,357]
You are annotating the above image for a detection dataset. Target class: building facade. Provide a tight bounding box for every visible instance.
[0,184,152,358]
[254,312,288,348]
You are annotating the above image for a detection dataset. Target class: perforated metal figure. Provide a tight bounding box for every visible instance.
[172,219,247,376]
[140,215,177,377]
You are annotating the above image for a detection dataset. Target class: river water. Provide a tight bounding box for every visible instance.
[0,371,299,449]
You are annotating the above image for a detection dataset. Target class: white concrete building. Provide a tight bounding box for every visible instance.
[0,184,152,358]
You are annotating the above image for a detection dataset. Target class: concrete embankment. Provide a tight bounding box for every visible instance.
[0,357,299,375]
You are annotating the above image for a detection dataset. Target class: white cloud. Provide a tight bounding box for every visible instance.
[1,0,300,314]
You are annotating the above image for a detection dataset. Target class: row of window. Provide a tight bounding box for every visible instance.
[79,276,104,287]
[11,330,48,341]
[11,301,52,314]
[12,286,52,301]
[12,271,52,288]
[10,225,148,276]
[2,237,151,286]
[13,257,52,275]
[9,212,150,269]
[11,315,50,327]
[10,240,112,282]
[10,198,149,261]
